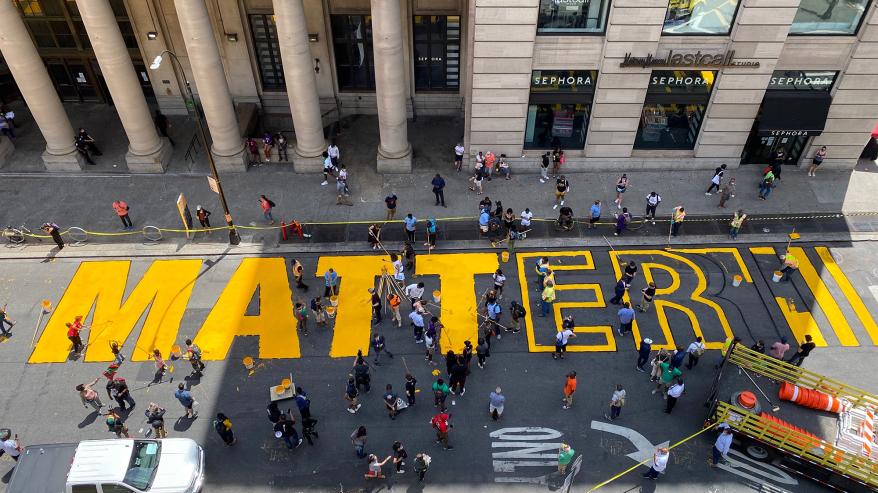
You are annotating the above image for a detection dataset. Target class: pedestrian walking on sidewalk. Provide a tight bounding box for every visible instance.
[758,169,775,200]
[489,386,505,420]
[336,166,352,206]
[112,200,132,230]
[614,174,629,209]
[729,210,746,239]
[772,149,785,180]
[587,200,601,229]
[77,378,104,411]
[328,141,340,168]
[665,378,685,413]
[809,146,827,177]
[617,302,635,336]
[671,206,686,237]
[275,412,302,449]
[291,258,308,290]
[430,411,453,450]
[558,443,575,474]
[175,383,197,418]
[709,426,733,467]
[213,413,236,445]
[453,143,465,172]
[540,152,550,183]
[609,278,630,305]
[259,195,275,224]
[685,337,706,369]
[246,138,260,164]
[787,334,816,367]
[706,164,726,195]
[645,192,661,223]
[43,222,64,249]
[320,152,334,185]
[431,173,447,207]
[642,447,670,480]
[392,441,408,473]
[638,282,656,312]
[606,384,626,420]
[196,206,211,230]
[351,426,368,458]
[414,453,430,481]
[553,316,576,360]
[636,338,653,372]
[718,178,736,208]
[371,333,393,364]
[75,135,96,165]
[614,207,631,236]
[404,214,417,243]
[553,176,570,210]
[562,371,577,409]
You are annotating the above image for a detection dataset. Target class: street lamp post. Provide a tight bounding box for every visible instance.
[150,51,241,245]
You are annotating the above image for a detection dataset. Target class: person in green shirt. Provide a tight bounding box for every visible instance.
[432,378,449,411]
[558,443,575,474]
[653,361,682,396]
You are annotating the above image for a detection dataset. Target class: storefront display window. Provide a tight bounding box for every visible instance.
[790,0,870,35]
[537,0,610,33]
[663,0,740,35]
[634,70,716,150]
[767,71,837,91]
[524,70,596,150]
[413,16,460,91]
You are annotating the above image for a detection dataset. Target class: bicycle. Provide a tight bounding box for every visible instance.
[3,224,39,246]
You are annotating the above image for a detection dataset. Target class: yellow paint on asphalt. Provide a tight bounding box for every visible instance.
[816,246,878,345]
[775,297,828,347]
[29,260,202,363]
[788,247,859,346]
[194,258,300,360]
[668,247,753,283]
[315,255,390,357]
[749,246,776,255]
[416,253,498,352]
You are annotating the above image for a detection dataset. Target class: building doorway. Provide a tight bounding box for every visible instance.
[741,125,809,166]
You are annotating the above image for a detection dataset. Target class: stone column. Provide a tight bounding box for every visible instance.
[371,0,412,172]
[175,0,246,171]
[77,0,171,172]
[273,0,326,172]
[0,0,82,170]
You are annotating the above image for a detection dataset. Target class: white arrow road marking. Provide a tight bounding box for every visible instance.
[590,420,669,464]
[717,450,798,487]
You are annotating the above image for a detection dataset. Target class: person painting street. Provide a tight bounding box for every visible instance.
[275,411,303,449]
[609,277,630,305]
[779,251,799,282]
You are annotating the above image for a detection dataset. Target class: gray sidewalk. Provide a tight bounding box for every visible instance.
[1,101,877,243]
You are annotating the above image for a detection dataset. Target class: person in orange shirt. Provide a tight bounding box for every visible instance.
[112,200,132,230]
[562,371,577,409]
[484,151,496,180]
[387,292,402,327]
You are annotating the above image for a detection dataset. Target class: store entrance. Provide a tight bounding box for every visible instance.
[741,123,808,166]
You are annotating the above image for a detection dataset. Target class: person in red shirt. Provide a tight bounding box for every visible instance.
[66,316,85,354]
[562,371,577,409]
[430,412,453,450]
[111,200,132,230]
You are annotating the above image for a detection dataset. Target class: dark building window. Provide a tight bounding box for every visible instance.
[14,0,139,51]
[249,14,285,91]
[663,0,740,35]
[790,0,871,35]
[331,15,376,91]
[634,71,717,150]
[524,70,597,150]
[413,15,460,91]
[537,0,610,33]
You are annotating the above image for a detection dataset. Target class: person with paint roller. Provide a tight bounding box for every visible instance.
[778,251,799,282]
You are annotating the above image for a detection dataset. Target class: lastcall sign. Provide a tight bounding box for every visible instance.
[620,50,760,69]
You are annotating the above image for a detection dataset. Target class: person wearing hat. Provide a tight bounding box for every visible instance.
[196,205,211,231]
[636,338,652,372]
[558,443,575,474]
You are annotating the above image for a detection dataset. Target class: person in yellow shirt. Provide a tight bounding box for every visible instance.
[671,206,686,237]
[540,280,556,317]
[779,252,799,282]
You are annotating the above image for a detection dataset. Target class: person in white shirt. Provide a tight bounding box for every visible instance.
[391,254,405,282]
[405,282,425,301]
[321,152,334,185]
[553,316,576,360]
[520,208,533,236]
[474,151,484,171]
[645,192,662,224]
[0,433,21,462]
[498,156,511,180]
[453,143,465,171]
[709,425,733,467]
[642,446,669,480]
[327,142,340,167]
[606,384,626,421]
[492,269,506,298]
[685,336,705,370]
[665,378,685,414]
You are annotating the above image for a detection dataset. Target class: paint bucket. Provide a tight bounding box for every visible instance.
[433,290,441,303]
[242,356,255,370]
[41,300,52,313]
[330,295,339,307]
[732,275,743,287]
[170,345,182,359]
[274,385,285,395]
[325,306,336,319]
[281,377,292,389]
[501,251,510,263]
[772,271,783,283]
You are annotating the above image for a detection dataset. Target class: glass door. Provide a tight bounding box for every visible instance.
[741,132,809,165]
[46,61,78,101]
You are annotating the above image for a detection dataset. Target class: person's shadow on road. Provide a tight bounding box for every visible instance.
[173,415,196,432]
[77,410,99,428]
[40,247,61,264]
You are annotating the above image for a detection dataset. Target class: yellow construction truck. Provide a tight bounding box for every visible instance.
[705,342,878,492]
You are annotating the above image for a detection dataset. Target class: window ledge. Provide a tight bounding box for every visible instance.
[631,149,695,158]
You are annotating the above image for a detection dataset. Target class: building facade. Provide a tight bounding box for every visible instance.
[0,0,876,172]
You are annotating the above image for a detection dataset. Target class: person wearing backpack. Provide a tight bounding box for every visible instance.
[105,408,130,438]
[259,194,276,224]
[685,337,705,369]
[185,338,205,374]
[214,413,236,445]
[509,300,526,333]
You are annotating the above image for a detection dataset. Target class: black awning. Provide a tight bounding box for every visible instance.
[757,91,832,137]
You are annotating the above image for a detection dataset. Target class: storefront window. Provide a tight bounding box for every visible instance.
[331,15,376,91]
[249,14,285,91]
[663,0,740,35]
[524,70,596,150]
[413,16,460,91]
[537,0,610,33]
[790,0,870,35]
[635,70,716,150]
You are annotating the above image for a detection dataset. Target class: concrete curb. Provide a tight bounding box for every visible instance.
[1,231,873,260]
